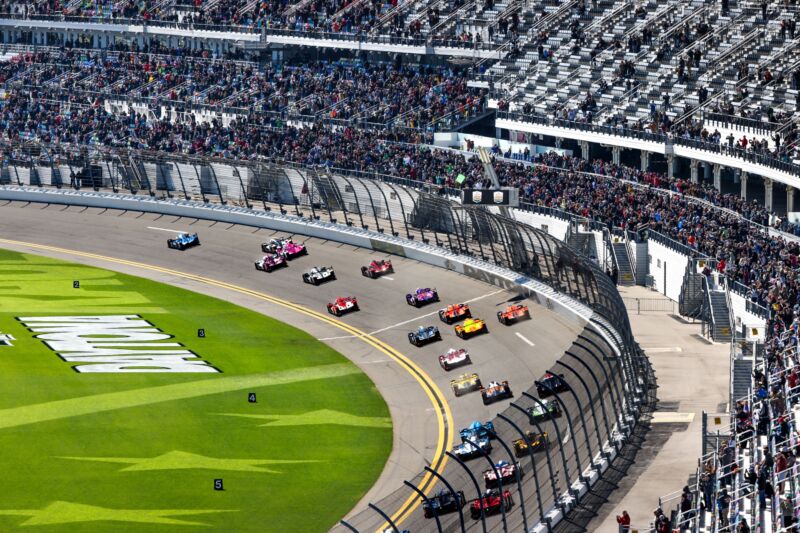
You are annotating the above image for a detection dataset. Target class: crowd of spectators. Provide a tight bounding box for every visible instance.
[0,50,486,136]
[0,0,508,45]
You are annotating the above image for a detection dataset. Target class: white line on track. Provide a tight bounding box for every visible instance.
[317,289,506,341]
[644,347,683,353]
[562,429,571,445]
[381,276,395,281]
[515,332,535,347]
[147,226,183,233]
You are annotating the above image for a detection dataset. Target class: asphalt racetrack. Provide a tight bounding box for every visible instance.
[0,201,603,532]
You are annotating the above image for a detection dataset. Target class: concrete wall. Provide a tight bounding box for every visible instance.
[729,291,767,340]
[647,239,690,302]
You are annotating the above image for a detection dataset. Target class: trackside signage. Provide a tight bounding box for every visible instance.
[17,315,220,373]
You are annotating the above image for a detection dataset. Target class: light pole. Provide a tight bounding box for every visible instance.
[368,503,399,533]
[424,466,466,533]
[446,450,488,533]
[490,417,530,531]
[521,392,577,498]
[403,480,443,533]
[462,435,509,533]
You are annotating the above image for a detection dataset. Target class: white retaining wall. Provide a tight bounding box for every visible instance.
[647,239,691,302]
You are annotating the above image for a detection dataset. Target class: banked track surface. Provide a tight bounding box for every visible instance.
[0,201,594,532]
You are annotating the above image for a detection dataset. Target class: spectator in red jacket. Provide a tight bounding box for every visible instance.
[616,510,631,532]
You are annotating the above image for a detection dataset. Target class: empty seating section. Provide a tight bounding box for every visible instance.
[493,0,800,167]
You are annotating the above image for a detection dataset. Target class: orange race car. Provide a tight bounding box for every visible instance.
[497,304,530,326]
[455,318,488,339]
[438,303,472,324]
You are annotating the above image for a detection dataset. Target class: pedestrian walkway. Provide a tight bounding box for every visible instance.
[584,285,730,532]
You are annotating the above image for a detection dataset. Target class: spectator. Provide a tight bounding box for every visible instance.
[616,510,631,532]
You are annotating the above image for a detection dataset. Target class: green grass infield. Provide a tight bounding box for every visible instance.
[0,249,391,532]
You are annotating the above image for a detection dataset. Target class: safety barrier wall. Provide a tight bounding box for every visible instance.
[646,237,691,302]
[0,182,651,533]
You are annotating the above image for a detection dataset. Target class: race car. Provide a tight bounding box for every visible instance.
[167,232,200,250]
[497,303,530,325]
[406,287,439,308]
[451,373,482,397]
[469,489,513,519]
[460,420,496,442]
[483,460,523,489]
[455,318,488,339]
[452,437,491,460]
[254,254,287,272]
[535,371,569,397]
[480,380,513,405]
[262,237,307,259]
[361,259,393,278]
[438,303,472,324]
[526,399,562,423]
[513,431,549,457]
[408,325,442,347]
[327,296,359,316]
[301,266,336,285]
[422,489,466,519]
[438,348,471,371]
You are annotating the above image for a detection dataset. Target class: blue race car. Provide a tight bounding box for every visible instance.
[452,437,492,460]
[406,287,439,308]
[460,421,496,442]
[408,325,442,347]
[167,232,200,250]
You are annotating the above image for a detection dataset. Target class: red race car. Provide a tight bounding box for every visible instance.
[361,259,394,279]
[438,303,472,324]
[327,296,359,316]
[470,489,513,519]
[497,304,530,325]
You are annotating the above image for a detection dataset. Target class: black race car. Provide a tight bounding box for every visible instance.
[422,489,466,519]
[535,372,569,397]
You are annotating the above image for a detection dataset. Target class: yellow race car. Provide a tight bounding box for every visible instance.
[455,318,488,339]
[513,431,549,457]
[451,373,482,397]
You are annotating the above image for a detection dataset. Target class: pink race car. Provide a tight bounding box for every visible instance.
[254,254,287,272]
[262,237,308,259]
[482,461,523,489]
[439,348,471,371]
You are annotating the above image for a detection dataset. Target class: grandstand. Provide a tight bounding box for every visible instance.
[1,0,800,531]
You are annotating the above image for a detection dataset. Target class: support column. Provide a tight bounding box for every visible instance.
[640,150,650,171]
[666,154,675,179]
[555,137,563,149]
[580,140,590,160]
[612,146,621,165]
[740,172,748,200]
[689,159,699,184]
[713,164,722,191]
[765,178,774,211]
[788,186,795,213]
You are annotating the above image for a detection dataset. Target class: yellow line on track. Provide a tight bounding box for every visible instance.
[0,237,453,531]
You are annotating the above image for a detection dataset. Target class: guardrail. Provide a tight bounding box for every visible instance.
[0,151,653,533]
[495,110,800,188]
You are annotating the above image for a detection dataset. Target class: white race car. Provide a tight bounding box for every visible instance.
[483,460,523,488]
[302,266,336,285]
[438,348,471,371]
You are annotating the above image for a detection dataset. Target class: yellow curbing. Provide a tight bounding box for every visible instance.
[0,237,453,531]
